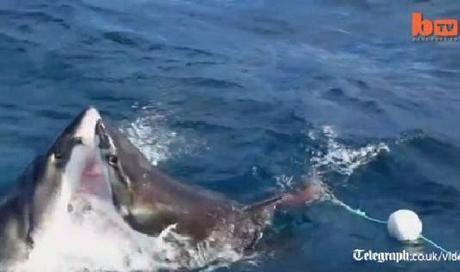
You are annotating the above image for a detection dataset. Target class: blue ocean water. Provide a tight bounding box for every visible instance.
[0,0,459,271]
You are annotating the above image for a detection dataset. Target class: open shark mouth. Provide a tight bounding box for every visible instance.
[77,154,111,200]
[53,107,113,202]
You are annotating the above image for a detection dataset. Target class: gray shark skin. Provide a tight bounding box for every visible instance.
[97,117,322,252]
[0,107,114,264]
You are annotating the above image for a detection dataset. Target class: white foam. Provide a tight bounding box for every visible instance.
[310,126,389,175]
[275,174,294,190]
[122,113,176,166]
[9,194,243,272]
[122,108,201,165]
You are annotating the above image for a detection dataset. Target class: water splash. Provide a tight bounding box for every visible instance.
[8,195,244,272]
[275,174,295,191]
[122,112,177,166]
[310,126,389,175]
[122,107,202,166]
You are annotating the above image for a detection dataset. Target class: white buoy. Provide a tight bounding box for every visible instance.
[387,209,422,242]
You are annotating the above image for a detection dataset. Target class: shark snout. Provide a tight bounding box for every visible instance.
[73,106,102,148]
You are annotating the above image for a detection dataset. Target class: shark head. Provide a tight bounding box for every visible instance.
[28,107,116,232]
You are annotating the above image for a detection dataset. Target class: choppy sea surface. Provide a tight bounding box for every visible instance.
[0,0,459,271]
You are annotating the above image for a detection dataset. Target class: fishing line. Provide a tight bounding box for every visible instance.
[321,189,451,254]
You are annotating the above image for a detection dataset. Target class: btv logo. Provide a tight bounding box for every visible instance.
[412,12,459,41]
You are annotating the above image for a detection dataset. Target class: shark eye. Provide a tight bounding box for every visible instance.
[73,137,83,145]
[108,155,118,166]
[54,152,62,160]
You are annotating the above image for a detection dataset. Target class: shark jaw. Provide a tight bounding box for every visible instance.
[62,107,112,203]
